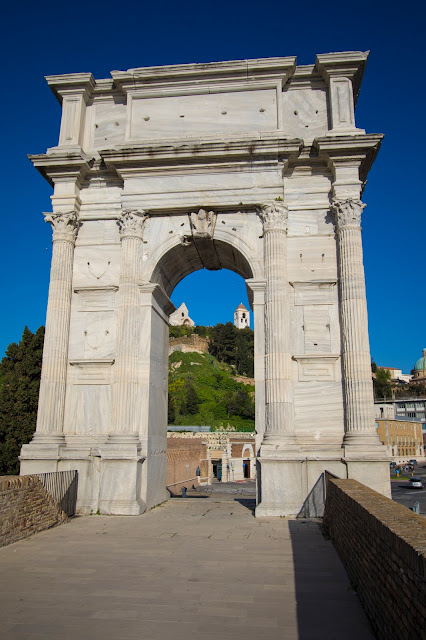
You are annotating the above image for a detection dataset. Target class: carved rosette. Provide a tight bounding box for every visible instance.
[189,209,216,239]
[118,209,147,240]
[258,202,289,233]
[331,198,366,230]
[44,211,80,244]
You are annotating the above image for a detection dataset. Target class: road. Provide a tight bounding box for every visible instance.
[390,461,426,515]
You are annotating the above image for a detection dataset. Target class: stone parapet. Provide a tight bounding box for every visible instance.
[324,478,426,640]
[0,475,68,548]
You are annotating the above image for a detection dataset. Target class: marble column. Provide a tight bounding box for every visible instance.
[259,203,299,452]
[34,211,80,443]
[331,198,382,453]
[110,209,146,441]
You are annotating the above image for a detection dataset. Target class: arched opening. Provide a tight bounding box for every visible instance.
[149,238,255,296]
[146,237,262,500]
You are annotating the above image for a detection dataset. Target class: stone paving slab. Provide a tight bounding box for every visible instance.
[0,494,375,639]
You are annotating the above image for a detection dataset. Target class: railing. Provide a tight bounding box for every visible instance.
[166,477,199,487]
[37,470,78,517]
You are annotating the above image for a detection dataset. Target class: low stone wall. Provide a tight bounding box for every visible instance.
[0,475,68,548]
[324,478,426,640]
[166,436,208,495]
[169,334,209,355]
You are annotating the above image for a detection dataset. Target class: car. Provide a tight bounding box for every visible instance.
[409,477,423,489]
[409,459,418,465]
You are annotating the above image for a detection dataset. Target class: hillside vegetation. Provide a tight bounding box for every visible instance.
[168,350,255,432]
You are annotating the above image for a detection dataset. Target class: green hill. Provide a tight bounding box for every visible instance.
[168,350,255,432]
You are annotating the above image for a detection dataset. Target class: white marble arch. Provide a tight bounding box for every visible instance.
[21,53,391,517]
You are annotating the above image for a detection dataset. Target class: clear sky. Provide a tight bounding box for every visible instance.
[1,0,424,373]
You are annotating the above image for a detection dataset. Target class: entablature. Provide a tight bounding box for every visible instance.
[99,134,303,179]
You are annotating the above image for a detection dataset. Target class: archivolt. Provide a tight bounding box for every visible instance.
[143,231,263,298]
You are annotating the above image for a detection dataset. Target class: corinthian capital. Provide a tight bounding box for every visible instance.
[258,202,289,233]
[118,209,147,240]
[44,211,80,244]
[331,198,366,229]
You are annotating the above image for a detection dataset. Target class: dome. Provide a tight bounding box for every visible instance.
[413,348,426,371]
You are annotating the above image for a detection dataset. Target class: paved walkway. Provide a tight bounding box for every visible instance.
[0,495,374,639]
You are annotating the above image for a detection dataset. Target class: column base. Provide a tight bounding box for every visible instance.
[343,459,391,498]
[20,435,64,471]
[255,454,391,517]
[259,434,301,459]
[20,436,169,516]
[343,431,388,459]
[31,432,66,445]
[107,432,140,444]
[256,457,308,517]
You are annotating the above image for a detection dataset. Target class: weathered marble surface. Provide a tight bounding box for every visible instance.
[21,52,389,516]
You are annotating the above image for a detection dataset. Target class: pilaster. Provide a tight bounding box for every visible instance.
[331,198,383,456]
[258,203,299,455]
[110,209,147,438]
[246,279,266,453]
[33,212,80,444]
[315,135,385,457]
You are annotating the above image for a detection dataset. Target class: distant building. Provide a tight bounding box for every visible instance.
[169,302,195,327]
[378,366,411,384]
[375,397,426,422]
[411,348,426,386]
[234,303,250,329]
[376,418,424,461]
[166,431,256,494]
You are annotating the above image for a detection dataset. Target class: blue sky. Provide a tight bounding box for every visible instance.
[1,0,424,373]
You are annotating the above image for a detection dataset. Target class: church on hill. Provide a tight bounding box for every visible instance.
[169,303,195,327]
[234,303,250,329]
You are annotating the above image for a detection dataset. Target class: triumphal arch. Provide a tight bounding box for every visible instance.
[21,51,390,515]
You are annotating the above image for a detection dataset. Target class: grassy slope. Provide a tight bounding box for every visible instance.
[168,350,255,432]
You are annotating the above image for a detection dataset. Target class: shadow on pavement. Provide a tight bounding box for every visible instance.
[288,519,375,639]
[233,497,256,514]
[170,494,209,499]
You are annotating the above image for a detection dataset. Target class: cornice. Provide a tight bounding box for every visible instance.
[111,57,297,94]
[99,134,302,178]
[313,134,383,183]
[315,51,369,105]
[285,65,326,91]
[28,148,95,187]
[45,73,96,104]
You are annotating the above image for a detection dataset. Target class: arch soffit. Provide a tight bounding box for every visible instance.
[142,219,264,298]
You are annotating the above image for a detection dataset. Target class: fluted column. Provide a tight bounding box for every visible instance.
[35,211,80,442]
[259,203,299,451]
[110,209,146,439]
[331,198,381,451]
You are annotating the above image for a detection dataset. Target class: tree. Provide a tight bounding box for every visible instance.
[0,326,44,475]
[208,322,254,376]
[235,327,254,377]
[167,394,175,424]
[185,381,200,415]
[225,388,255,419]
[373,367,393,400]
[208,322,237,365]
